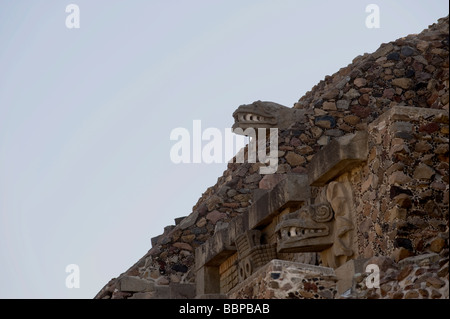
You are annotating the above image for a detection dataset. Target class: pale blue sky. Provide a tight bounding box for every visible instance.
[0,1,448,298]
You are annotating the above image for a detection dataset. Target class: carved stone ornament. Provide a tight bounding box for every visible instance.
[232,100,307,133]
[275,203,334,253]
[321,181,355,268]
[235,230,277,281]
[275,180,355,268]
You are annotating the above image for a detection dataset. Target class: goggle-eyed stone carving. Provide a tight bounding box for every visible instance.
[232,100,307,133]
[275,181,356,269]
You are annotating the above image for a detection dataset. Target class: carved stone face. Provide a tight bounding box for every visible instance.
[275,204,334,253]
[232,100,306,134]
[232,101,283,130]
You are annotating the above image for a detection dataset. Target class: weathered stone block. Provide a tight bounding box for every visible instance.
[196,265,220,296]
[336,100,350,110]
[128,292,153,299]
[196,228,237,270]
[398,253,440,267]
[370,106,448,127]
[169,283,196,299]
[315,115,336,129]
[413,164,435,180]
[388,171,412,185]
[228,213,249,246]
[391,247,414,262]
[259,174,287,190]
[309,131,369,186]
[174,216,187,225]
[354,78,367,87]
[285,152,306,166]
[323,101,337,110]
[390,121,413,133]
[153,285,170,299]
[195,294,228,299]
[179,211,199,230]
[248,174,310,229]
[335,258,368,295]
[206,210,227,224]
[392,78,413,89]
[429,237,446,253]
[173,242,193,251]
[119,276,155,293]
[151,235,161,247]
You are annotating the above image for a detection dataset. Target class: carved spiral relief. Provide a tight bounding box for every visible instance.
[311,204,334,223]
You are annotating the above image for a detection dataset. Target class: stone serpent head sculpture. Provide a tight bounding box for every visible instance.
[275,181,355,268]
[232,100,306,134]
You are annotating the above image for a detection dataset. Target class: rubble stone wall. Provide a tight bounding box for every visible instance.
[357,106,449,261]
[349,254,448,299]
[228,260,338,299]
[219,253,238,294]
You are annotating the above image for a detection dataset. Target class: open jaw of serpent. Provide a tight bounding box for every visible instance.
[232,100,307,133]
[275,203,334,253]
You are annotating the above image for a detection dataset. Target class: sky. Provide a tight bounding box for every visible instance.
[0,0,448,299]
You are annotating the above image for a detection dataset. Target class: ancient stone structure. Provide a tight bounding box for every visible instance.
[95,16,449,300]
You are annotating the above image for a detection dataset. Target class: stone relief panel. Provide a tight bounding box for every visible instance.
[321,180,356,268]
[235,230,277,281]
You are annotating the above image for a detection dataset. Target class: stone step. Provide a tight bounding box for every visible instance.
[119,276,155,293]
[151,224,177,247]
[151,235,161,247]
[196,293,228,299]
[169,283,196,299]
[164,225,176,234]
[153,285,170,299]
[175,216,187,226]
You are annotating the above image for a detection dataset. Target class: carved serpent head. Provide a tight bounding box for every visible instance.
[275,203,334,253]
[232,100,306,134]
[275,181,356,268]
